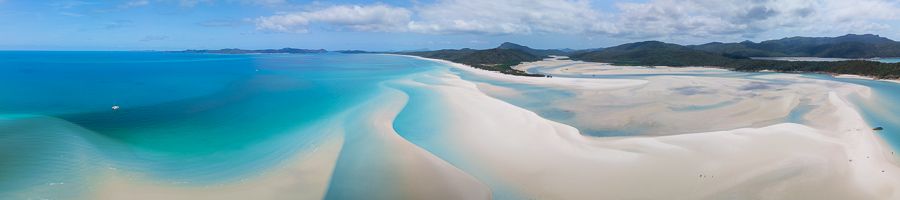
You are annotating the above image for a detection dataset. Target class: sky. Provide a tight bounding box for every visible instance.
[1,0,899,51]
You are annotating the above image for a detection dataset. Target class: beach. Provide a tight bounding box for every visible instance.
[6,0,900,198]
[513,56,732,76]
[3,53,900,199]
[835,74,900,85]
[406,55,900,199]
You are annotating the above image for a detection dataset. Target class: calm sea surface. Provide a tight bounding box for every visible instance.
[1,52,898,199]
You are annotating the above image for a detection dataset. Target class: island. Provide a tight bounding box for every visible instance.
[176,34,900,80]
[400,34,900,79]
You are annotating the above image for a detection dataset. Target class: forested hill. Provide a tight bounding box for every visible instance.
[570,41,900,79]
[688,34,900,58]
[570,41,734,66]
[496,42,569,57]
[400,43,553,76]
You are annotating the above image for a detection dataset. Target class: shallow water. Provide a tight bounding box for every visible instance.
[0,52,443,198]
[879,58,900,63]
[750,57,900,63]
[2,52,899,199]
[803,74,900,150]
[461,62,824,137]
[464,60,900,150]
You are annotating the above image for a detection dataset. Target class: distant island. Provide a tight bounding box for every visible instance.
[402,34,900,79]
[178,48,347,54]
[568,35,900,79]
[178,34,900,79]
[689,34,900,58]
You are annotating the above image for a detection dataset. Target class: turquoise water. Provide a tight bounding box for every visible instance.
[879,58,900,63]
[750,57,900,63]
[470,62,900,150]
[0,52,443,198]
[803,74,900,150]
[460,64,815,136]
[2,52,899,199]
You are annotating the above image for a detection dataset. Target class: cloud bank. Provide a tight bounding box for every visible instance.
[255,4,411,33]
[254,0,900,40]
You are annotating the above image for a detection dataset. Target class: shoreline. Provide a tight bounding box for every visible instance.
[833,74,900,84]
[6,53,899,199]
[405,56,900,199]
[391,54,649,90]
[388,53,900,87]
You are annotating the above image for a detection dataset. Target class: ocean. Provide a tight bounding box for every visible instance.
[2,52,899,199]
[0,52,443,199]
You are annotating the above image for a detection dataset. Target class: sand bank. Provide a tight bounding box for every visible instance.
[92,124,345,200]
[91,83,490,200]
[835,74,900,84]
[399,55,900,199]
[82,55,900,199]
[428,71,899,199]
[394,55,648,90]
[514,56,731,76]
[465,58,872,135]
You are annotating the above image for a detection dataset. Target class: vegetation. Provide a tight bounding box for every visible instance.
[179,35,900,79]
[496,42,570,57]
[725,60,900,79]
[571,41,900,79]
[571,41,734,66]
[688,34,900,58]
[401,45,548,76]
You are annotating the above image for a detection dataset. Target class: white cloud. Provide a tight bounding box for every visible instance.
[409,0,612,34]
[255,0,611,34]
[253,0,900,40]
[612,0,900,39]
[255,4,412,32]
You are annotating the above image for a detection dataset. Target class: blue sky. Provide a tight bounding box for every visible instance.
[1,0,899,51]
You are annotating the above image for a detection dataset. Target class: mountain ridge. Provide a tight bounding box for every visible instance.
[570,39,900,79]
[689,34,900,58]
[174,34,900,78]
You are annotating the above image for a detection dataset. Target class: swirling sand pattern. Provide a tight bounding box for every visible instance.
[2,53,900,199]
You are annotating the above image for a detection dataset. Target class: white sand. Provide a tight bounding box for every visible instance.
[836,74,877,80]
[514,56,731,76]
[92,125,346,200]
[470,58,875,135]
[85,55,900,199]
[425,72,899,199]
[89,80,490,200]
[835,74,900,84]
[396,55,649,90]
[400,55,900,199]
[327,87,490,200]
